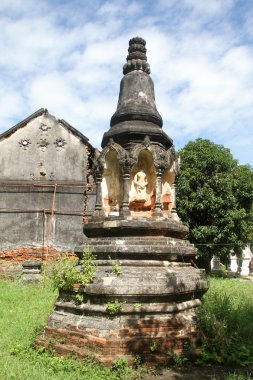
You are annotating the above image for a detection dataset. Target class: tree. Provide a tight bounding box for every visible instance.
[176,138,253,271]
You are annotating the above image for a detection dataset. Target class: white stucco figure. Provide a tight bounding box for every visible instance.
[133,170,148,201]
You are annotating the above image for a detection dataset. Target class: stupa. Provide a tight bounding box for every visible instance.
[39,37,208,365]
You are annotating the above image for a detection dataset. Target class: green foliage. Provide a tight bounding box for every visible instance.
[106,300,125,315]
[197,277,253,366]
[225,375,253,380]
[111,357,148,380]
[79,248,97,284]
[133,303,141,311]
[75,293,85,304]
[109,256,122,276]
[112,358,129,379]
[149,340,160,352]
[177,139,253,269]
[213,374,253,380]
[50,248,96,290]
[171,352,189,366]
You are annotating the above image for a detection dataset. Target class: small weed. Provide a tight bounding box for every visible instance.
[75,293,85,304]
[171,352,189,366]
[149,340,160,352]
[134,354,142,367]
[50,248,96,291]
[106,300,125,315]
[9,343,23,356]
[109,256,122,276]
[133,303,141,311]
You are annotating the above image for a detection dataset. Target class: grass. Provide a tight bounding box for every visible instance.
[0,278,136,380]
[213,375,253,380]
[197,277,253,367]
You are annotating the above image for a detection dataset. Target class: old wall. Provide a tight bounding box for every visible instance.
[0,110,87,182]
[0,109,96,257]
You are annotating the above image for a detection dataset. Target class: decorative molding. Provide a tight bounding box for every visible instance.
[19,138,31,150]
[168,146,179,174]
[37,138,50,152]
[54,137,67,150]
[123,37,151,75]
[153,149,169,171]
[39,123,51,133]
[130,143,172,171]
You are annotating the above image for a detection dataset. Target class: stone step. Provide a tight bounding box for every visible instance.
[90,244,194,251]
[83,236,193,246]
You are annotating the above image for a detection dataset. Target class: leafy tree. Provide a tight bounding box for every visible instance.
[176,138,253,271]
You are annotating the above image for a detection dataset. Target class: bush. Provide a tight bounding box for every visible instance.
[50,248,96,290]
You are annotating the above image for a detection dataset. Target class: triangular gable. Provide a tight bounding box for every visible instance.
[0,108,90,144]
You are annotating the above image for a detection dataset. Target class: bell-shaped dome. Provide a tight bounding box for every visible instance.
[110,37,163,128]
[102,37,172,150]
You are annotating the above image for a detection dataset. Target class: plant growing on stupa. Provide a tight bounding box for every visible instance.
[50,248,96,290]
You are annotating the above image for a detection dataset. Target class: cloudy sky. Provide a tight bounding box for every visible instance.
[0,0,252,165]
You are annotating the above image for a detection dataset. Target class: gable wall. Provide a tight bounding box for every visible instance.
[0,113,87,182]
[0,112,96,256]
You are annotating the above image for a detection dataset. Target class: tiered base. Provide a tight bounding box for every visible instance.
[38,307,202,365]
[37,217,208,365]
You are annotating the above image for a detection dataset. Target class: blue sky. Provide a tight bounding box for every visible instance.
[0,0,252,165]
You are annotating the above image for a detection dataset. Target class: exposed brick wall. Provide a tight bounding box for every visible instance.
[0,247,76,263]
[36,313,202,366]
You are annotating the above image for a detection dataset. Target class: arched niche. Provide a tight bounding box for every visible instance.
[129,149,156,212]
[162,167,175,212]
[101,149,123,215]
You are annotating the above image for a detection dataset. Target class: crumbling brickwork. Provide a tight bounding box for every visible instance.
[0,246,76,262]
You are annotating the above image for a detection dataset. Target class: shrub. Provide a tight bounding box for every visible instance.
[50,248,96,290]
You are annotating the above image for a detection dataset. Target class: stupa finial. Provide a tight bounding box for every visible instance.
[123,37,151,75]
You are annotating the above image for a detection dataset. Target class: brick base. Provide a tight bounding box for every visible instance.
[0,247,76,263]
[37,310,202,366]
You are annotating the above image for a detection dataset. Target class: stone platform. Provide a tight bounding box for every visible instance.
[38,217,208,365]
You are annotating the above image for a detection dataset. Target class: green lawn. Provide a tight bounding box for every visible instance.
[0,279,120,380]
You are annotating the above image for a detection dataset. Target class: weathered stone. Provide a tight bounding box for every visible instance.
[0,109,95,253]
[39,37,209,366]
[22,260,42,282]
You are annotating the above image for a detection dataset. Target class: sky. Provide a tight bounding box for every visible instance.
[0,0,252,166]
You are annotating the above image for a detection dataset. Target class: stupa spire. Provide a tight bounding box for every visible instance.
[123,37,151,75]
[106,36,164,138]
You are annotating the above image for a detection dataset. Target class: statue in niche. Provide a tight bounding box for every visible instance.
[129,169,155,211]
[134,170,148,201]
[162,166,175,213]
[102,151,123,215]
[103,167,121,213]
[129,150,157,213]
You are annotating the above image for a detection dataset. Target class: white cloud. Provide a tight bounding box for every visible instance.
[0,0,252,166]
